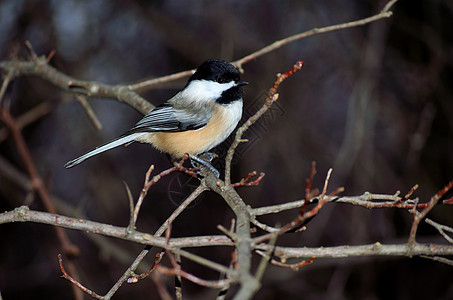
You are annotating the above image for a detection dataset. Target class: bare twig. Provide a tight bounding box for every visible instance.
[224,61,304,185]
[128,251,166,282]
[250,186,453,217]
[217,224,238,242]
[0,68,13,105]
[151,271,173,300]
[250,217,281,233]
[420,255,453,267]
[174,252,183,300]
[75,95,103,130]
[302,162,318,214]
[0,3,415,299]
[204,172,259,299]
[394,184,419,205]
[24,40,39,61]
[126,0,398,90]
[254,231,278,282]
[157,266,231,289]
[58,254,102,299]
[425,218,453,244]
[0,106,83,299]
[0,108,79,255]
[129,164,155,230]
[2,207,453,258]
[109,182,208,299]
[0,0,398,118]
[129,155,197,230]
[128,69,195,93]
[231,0,397,72]
[123,181,135,231]
[269,256,316,271]
[0,58,153,114]
[408,180,453,246]
[0,102,53,143]
[232,171,266,187]
[265,242,453,260]
[443,197,453,205]
[254,169,343,244]
[155,181,208,236]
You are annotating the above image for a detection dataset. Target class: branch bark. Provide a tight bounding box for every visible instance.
[2,206,453,258]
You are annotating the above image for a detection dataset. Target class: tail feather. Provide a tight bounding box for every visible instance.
[64,132,146,168]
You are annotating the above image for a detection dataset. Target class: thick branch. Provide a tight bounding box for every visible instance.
[267,242,453,259]
[203,173,259,300]
[2,206,453,259]
[0,58,153,114]
[0,206,232,248]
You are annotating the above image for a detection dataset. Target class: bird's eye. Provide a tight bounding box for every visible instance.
[216,77,227,83]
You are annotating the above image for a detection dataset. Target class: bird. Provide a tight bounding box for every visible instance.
[64,59,248,176]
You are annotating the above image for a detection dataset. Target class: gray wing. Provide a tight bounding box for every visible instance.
[65,101,212,168]
[124,102,212,135]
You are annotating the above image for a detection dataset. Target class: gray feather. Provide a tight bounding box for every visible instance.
[126,101,212,134]
[64,132,145,168]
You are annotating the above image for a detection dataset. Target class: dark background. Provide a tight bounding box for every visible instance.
[1,0,452,299]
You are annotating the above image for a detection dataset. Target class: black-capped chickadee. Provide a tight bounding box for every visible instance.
[64,59,248,175]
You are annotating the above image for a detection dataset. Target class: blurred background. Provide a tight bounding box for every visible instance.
[1,0,452,299]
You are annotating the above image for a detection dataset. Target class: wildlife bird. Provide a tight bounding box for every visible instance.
[65,59,248,176]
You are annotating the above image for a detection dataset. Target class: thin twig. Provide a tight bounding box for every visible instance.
[264,242,453,260]
[0,58,153,114]
[0,1,398,118]
[129,155,197,230]
[24,40,39,61]
[217,224,238,242]
[108,181,208,298]
[128,69,195,92]
[204,172,259,299]
[420,255,453,267]
[0,68,13,105]
[2,207,453,258]
[126,0,397,91]
[224,61,304,185]
[157,266,231,289]
[231,0,397,72]
[270,256,316,271]
[174,252,183,300]
[394,184,418,205]
[0,107,82,300]
[129,251,165,281]
[155,181,208,236]
[0,3,406,298]
[302,162,317,214]
[425,218,453,244]
[58,254,102,299]
[408,180,453,246]
[250,217,281,233]
[76,95,103,130]
[232,171,266,187]
[254,169,343,244]
[250,187,453,217]
[123,181,135,231]
[255,231,278,282]
[151,271,173,300]
[0,102,53,143]
[129,164,155,230]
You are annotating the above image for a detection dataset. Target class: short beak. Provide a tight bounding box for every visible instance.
[237,80,249,86]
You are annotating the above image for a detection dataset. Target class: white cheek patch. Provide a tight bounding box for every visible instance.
[182,80,235,103]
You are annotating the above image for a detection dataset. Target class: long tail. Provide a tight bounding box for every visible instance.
[64,132,146,168]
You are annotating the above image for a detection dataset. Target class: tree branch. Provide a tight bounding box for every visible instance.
[0,58,153,114]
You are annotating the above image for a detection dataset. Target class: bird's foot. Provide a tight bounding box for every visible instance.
[189,153,220,178]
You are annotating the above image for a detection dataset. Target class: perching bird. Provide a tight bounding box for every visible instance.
[64,59,248,175]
